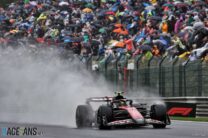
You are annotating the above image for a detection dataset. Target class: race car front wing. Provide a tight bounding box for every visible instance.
[106,118,166,126]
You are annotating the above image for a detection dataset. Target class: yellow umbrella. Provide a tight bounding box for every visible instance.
[179,52,190,60]
[37,13,47,21]
[82,8,93,13]
[10,29,19,34]
[108,40,118,47]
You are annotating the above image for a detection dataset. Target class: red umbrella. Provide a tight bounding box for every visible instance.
[105,11,115,15]
[175,3,189,8]
[36,38,45,43]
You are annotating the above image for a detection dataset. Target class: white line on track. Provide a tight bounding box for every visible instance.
[172,120,208,124]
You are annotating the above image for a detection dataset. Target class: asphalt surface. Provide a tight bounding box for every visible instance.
[0,121,208,138]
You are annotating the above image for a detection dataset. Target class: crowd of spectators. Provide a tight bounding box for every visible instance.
[0,0,207,64]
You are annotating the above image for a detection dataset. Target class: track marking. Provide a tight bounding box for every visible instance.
[172,120,208,124]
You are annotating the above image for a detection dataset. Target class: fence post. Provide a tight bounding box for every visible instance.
[198,60,203,96]
[178,64,183,96]
[159,56,167,97]
[123,67,128,93]
[136,54,144,89]
[123,54,130,93]
[128,67,133,92]
[115,55,122,91]
[147,56,154,86]
[172,57,178,96]
[183,59,190,96]
[104,55,112,80]
[86,54,93,70]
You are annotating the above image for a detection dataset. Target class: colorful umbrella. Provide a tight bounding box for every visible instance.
[148,16,162,21]
[114,23,123,28]
[193,22,205,30]
[118,12,125,16]
[139,45,152,51]
[59,1,69,6]
[108,40,118,47]
[29,1,37,6]
[36,38,45,43]
[145,6,155,10]
[85,3,95,8]
[108,16,115,21]
[194,1,206,7]
[162,3,174,8]
[82,8,93,13]
[115,42,125,48]
[175,2,189,8]
[119,30,129,35]
[113,28,122,33]
[24,0,29,4]
[9,29,19,34]
[99,28,106,33]
[105,11,115,15]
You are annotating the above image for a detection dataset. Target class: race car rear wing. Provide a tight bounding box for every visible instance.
[86,97,113,104]
[86,97,133,105]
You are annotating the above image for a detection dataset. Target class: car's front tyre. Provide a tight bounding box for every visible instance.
[76,105,93,128]
[97,106,112,129]
[150,104,167,128]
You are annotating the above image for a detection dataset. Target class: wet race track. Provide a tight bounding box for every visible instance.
[0,121,208,138]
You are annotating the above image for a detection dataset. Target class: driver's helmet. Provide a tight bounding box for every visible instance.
[114,91,124,100]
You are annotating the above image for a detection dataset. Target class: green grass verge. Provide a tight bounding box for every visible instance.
[170,116,208,122]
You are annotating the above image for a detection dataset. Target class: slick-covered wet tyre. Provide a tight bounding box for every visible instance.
[97,106,112,129]
[76,105,93,128]
[150,104,167,128]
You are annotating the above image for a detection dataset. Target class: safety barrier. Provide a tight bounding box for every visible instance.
[88,54,208,97]
[163,97,208,117]
[133,97,208,117]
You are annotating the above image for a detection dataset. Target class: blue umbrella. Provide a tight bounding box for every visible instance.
[63,36,72,43]
[64,39,72,43]
[71,37,84,42]
[134,30,146,42]
[110,5,118,12]
[139,45,152,51]
[115,48,125,53]
[143,2,150,7]
[127,23,135,29]
[0,15,6,22]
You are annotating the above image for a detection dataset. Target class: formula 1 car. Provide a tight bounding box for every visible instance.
[76,96,171,129]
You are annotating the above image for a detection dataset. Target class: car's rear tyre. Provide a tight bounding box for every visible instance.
[97,106,112,129]
[150,104,167,128]
[76,105,93,128]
